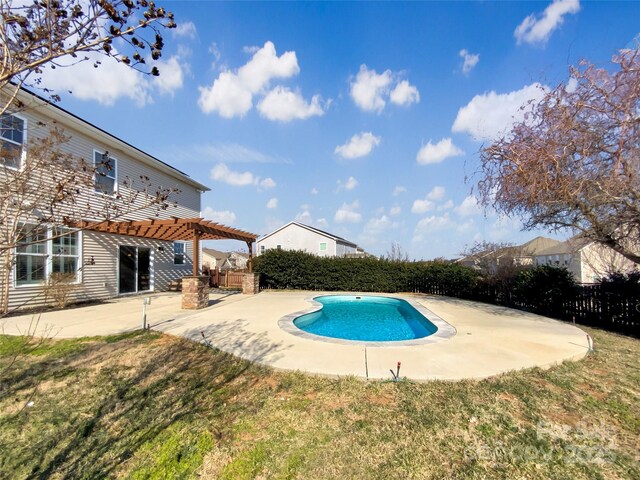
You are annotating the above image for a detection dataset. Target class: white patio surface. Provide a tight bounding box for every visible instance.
[1,290,590,381]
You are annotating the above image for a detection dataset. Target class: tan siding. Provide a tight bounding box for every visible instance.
[6,231,195,310]
[3,99,206,312]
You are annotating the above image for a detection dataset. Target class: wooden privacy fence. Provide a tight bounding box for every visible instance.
[410,280,640,337]
[218,270,244,288]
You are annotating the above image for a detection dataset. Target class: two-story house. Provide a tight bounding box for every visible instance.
[1,88,255,311]
[256,221,363,257]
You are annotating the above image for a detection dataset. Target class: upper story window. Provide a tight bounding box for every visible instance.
[94,150,117,195]
[319,242,327,252]
[260,245,265,254]
[0,113,25,169]
[173,241,185,265]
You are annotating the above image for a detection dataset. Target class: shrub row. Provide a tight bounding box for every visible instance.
[253,249,479,294]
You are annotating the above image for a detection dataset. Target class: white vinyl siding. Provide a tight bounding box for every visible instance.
[1,99,204,311]
[256,223,358,258]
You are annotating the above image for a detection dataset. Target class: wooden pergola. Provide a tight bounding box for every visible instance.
[70,217,258,276]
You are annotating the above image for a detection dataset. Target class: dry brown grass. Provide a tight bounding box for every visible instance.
[0,327,638,479]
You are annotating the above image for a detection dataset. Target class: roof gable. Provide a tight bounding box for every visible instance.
[258,221,358,247]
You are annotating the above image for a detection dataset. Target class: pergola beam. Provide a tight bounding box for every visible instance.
[67,217,258,271]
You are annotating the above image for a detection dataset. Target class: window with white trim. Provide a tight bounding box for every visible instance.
[1,113,25,169]
[173,241,185,265]
[260,245,265,254]
[94,150,117,194]
[51,227,80,275]
[319,242,327,252]
[15,225,80,285]
[16,224,47,285]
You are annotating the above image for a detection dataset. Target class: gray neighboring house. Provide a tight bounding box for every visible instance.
[256,222,363,257]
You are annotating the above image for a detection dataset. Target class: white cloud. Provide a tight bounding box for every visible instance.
[416,138,464,165]
[311,187,319,195]
[565,76,578,93]
[173,21,197,39]
[295,209,312,224]
[40,50,152,106]
[363,215,398,236]
[438,200,454,211]
[209,163,276,189]
[198,41,300,118]
[198,71,253,118]
[257,86,326,122]
[455,195,483,217]
[390,80,420,106]
[294,207,328,229]
[459,49,480,75]
[334,201,362,224]
[412,186,448,214]
[177,143,288,164]
[393,186,407,196]
[452,83,547,141]
[266,198,278,209]
[316,218,329,229]
[349,65,420,113]
[43,46,192,105]
[259,177,276,189]
[389,206,402,216]
[335,132,381,159]
[426,186,446,201]
[337,176,359,191]
[202,207,236,225]
[411,199,434,214]
[417,214,451,231]
[515,0,580,45]
[153,56,185,95]
[350,65,393,112]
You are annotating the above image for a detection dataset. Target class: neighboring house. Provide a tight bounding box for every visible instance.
[458,236,561,273]
[1,88,254,311]
[256,222,361,257]
[534,236,638,283]
[202,248,249,270]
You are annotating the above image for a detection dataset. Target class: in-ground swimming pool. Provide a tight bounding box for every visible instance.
[293,295,438,342]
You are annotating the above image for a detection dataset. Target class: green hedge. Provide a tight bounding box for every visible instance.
[253,249,479,293]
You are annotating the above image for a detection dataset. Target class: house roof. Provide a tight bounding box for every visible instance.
[257,221,358,248]
[13,86,210,192]
[456,236,561,263]
[536,235,592,256]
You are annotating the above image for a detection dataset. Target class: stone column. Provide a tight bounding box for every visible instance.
[181,276,209,309]
[242,273,260,295]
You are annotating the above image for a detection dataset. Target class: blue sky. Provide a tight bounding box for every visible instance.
[40,1,640,259]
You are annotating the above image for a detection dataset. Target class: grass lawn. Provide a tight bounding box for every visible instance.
[0,327,638,479]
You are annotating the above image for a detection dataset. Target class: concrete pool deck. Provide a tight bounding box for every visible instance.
[1,290,590,381]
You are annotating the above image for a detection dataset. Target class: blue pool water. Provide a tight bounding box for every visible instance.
[293,295,437,342]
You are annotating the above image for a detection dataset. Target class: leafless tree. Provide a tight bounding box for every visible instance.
[478,49,640,266]
[459,240,517,278]
[1,0,176,114]
[384,242,409,262]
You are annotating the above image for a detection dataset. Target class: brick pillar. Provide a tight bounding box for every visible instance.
[242,273,260,295]
[181,276,209,309]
